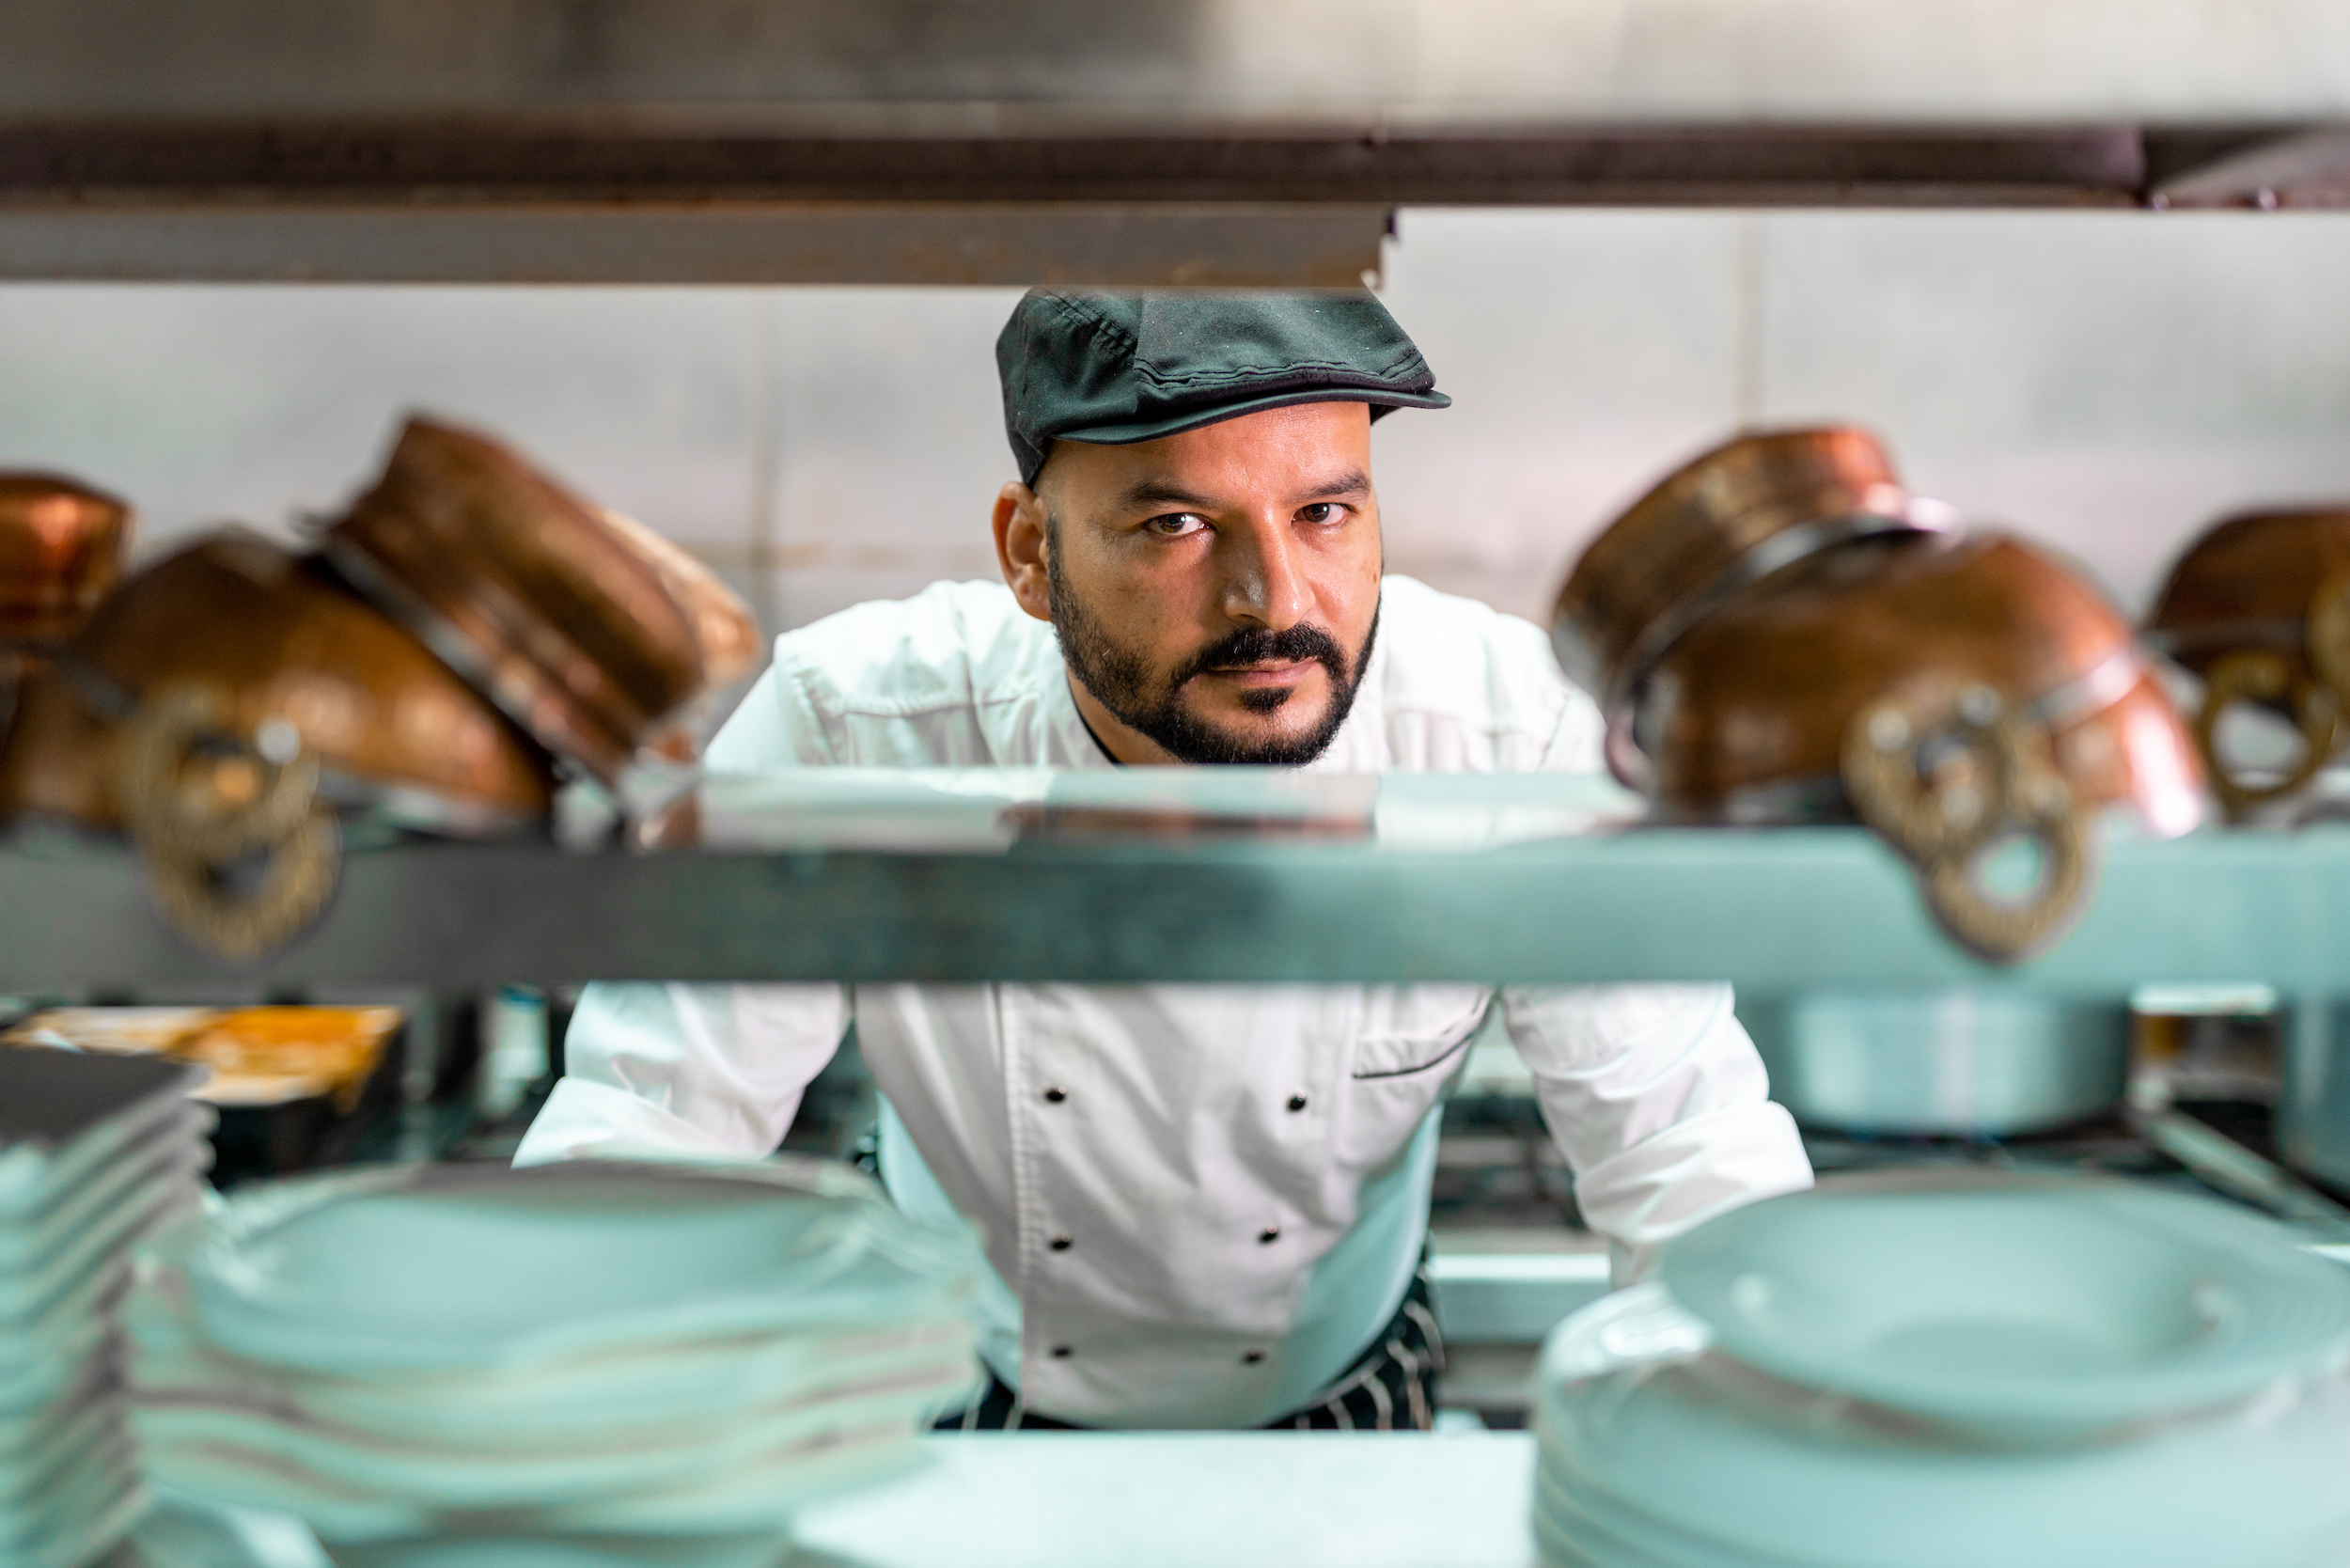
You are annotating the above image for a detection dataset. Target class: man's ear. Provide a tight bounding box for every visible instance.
[994,480,1055,623]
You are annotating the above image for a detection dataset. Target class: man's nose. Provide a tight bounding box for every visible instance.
[1218,513,1312,631]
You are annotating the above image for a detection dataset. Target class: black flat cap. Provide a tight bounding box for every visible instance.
[995,290,1449,487]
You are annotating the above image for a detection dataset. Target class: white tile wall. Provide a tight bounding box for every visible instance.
[0,284,765,547]
[3,209,2347,656]
[1758,212,2350,612]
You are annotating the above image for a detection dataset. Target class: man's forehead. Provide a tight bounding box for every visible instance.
[1051,402,1374,510]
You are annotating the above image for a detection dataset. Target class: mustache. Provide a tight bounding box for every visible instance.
[1173,623,1350,686]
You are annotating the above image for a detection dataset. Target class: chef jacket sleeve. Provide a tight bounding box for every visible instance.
[1500,983,1812,1286]
[515,652,854,1169]
[1510,663,1810,1280]
[702,651,842,771]
[512,982,851,1166]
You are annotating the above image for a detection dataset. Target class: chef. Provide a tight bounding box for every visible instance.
[516,290,1812,1432]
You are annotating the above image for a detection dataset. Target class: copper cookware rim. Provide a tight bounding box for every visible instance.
[2147,508,2350,628]
[0,473,135,643]
[1588,503,1953,715]
[1555,427,1908,652]
[317,534,631,783]
[0,472,132,509]
[1560,426,1902,589]
[2143,618,2309,658]
[339,417,703,723]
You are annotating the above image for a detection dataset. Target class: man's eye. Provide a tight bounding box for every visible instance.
[1145,513,1207,538]
[1299,502,1346,525]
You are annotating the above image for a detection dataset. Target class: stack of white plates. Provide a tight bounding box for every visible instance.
[1534,1176,2350,1568]
[125,1158,982,1564]
[1,1045,210,1568]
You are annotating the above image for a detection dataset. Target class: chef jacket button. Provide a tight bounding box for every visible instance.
[1257,1225,1280,1245]
[1049,1233,1073,1252]
[1286,1094,1308,1112]
[1242,1350,1266,1365]
[1043,1086,1069,1105]
[1051,1344,1073,1358]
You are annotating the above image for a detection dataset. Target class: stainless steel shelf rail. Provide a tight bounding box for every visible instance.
[4,822,2343,994]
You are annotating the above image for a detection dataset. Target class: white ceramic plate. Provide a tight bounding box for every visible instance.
[0,1107,210,1269]
[1534,1458,1796,1568]
[1537,1284,2350,1568]
[144,1419,919,1542]
[133,1351,972,1503]
[3,1476,149,1568]
[1659,1175,2350,1437]
[133,1241,971,1444]
[0,1052,204,1217]
[0,1311,108,1417]
[136,1327,975,1453]
[0,1181,198,1322]
[0,1388,123,1511]
[315,1529,798,1568]
[0,1257,132,1378]
[1531,1501,1686,1568]
[134,1363,964,1513]
[189,1161,978,1375]
[0,1352,113,1457]
[0,1434,135,1545]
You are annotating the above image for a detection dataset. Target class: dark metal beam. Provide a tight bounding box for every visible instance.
[0,122,2150,208]
[2147,126,2350,208]
[0,201,1393,286]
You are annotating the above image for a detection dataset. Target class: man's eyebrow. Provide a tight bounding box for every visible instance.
[1113,466,1371,512]
[1295,466,1371,501]
[1116,478,1218,510]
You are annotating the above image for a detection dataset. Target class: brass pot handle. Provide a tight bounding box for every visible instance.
[116,683,321,861]
[2190,573,2350,821]
[136,810,342,964]
[1841,685,2095,964]
[115,682,340,962]
[2191,651,2340,819]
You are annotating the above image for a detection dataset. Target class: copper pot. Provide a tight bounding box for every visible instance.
[0,528,555,834]
[321,419,705,784]
[2143,509,2350,818]
[1630,531,2202,961]
[1,472,132,644]
[0,531,556,960]
[1550,428,1942,712]
[597,509,760,693]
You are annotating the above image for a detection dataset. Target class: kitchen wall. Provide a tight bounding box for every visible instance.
[4,209,2349,673]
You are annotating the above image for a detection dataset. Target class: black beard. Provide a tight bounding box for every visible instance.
[1047,533,1379,766]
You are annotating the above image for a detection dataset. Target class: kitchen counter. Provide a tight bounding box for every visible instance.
[130,1433,1542,1568]
[792,1433,1538,1568]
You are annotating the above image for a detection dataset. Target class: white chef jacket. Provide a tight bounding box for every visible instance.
[516,575,1811,1429]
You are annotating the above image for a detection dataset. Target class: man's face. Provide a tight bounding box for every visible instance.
[995,401,1384,766]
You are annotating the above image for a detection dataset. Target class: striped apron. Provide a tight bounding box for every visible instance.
[933,1261,1447,1434]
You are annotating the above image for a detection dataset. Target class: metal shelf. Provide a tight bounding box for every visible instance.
[3,0,2347,283]
[6,773,2346,995]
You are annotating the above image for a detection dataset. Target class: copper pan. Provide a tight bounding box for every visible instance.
[2,473,133,745]
[1635,532,2202,962]
[1,472,132,645]
[0,531,556,960]
[2143,509,2350,818]
[1551,428,1944,711]
[321,418,704,784]
[597,509,760,693]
